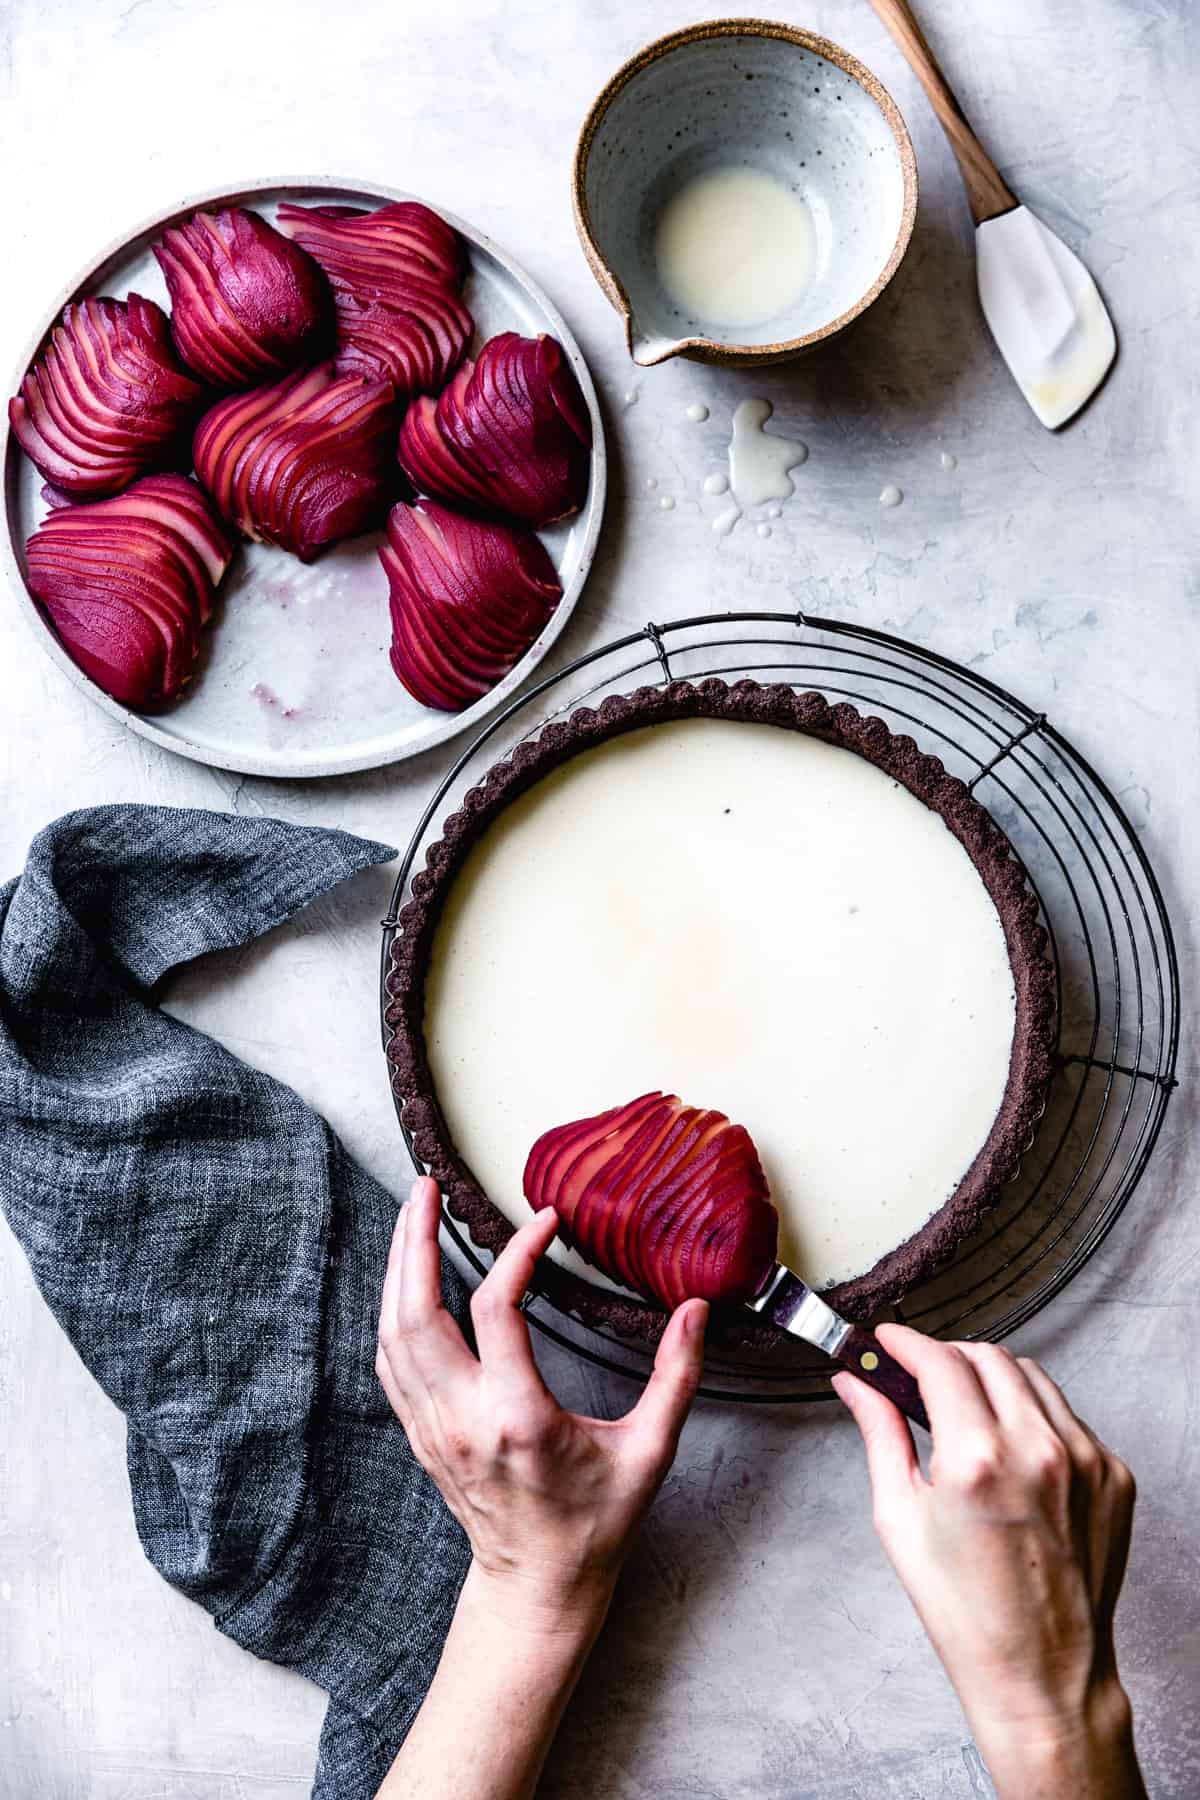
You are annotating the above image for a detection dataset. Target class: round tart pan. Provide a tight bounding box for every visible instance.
[384,678,1057,1344]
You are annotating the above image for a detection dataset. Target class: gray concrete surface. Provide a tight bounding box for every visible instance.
[1,1,1196,1794]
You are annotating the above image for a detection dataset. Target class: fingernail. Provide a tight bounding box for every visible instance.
[411,1175,438,1205]
[685,1300,709,1340]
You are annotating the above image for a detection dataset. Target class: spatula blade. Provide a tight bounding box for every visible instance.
[976,205,1116,429]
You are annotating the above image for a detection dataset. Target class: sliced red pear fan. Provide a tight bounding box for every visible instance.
[24,473,234,710]
[275,201,472,400]
[524,1093,779,1310]
[380,499,561,712]
[9,295,207,499]
[275,200,465,301]
[397,332,591,528]
[192,361,399,562]
[332,286,472,399]
[153,206,332,388]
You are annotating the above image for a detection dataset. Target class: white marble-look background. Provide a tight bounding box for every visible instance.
[0,1,1196,1795]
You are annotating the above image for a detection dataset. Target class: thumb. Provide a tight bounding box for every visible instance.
[626,1298,708,1460]
[833,1370,922,1517]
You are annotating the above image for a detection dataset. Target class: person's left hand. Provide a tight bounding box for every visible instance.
[376,1177,708,1635]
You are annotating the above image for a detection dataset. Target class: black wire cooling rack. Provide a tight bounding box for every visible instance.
[380,612,1180,1403]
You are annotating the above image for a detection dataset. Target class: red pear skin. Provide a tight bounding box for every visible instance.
[524,1093,779,1310]
[154,207,332,388]
[398,331,592,529]
[9,295,206,500]
[24,473,234,710]
[275,201,472,402]
[380,498,561,711]
[192,362,398,561]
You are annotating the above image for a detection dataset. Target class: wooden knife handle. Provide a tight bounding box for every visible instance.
[867,0,1017,225]
[835,1325,930,1432]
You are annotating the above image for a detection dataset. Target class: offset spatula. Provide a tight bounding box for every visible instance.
[869,0,1116,428]
[749,1264,929,1431]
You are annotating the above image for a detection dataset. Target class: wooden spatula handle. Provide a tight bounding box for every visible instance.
[835,1326,930,1432]
[868,0,1017,225]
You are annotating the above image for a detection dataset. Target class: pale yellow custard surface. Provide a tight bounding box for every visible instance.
[424,719,1016,1295]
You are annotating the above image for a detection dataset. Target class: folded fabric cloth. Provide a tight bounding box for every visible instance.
[0,805,471,1797]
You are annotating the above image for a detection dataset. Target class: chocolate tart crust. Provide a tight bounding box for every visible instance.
[384,680,1057,1345]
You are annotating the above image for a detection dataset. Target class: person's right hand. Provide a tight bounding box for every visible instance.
[834,1328,1146,1800]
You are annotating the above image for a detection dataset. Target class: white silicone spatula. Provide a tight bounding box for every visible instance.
[869,0,1116,428]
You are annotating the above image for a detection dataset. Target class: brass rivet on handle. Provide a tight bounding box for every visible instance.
[860,1350,880,1372]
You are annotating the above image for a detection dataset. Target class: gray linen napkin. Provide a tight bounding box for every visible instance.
[0,804,471,1797]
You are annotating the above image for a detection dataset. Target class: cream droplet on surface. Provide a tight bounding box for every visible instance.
[685,402,710,423]
[645,476,658,490]
[756,523,772,539]
[623,389,639,407]
[729,399,808,507]
[766,503,782,519]
[659,495,676,511]
[712,504,742,537]
[940,451,957,471]
[703,472,730,496]
[879,484,903,508]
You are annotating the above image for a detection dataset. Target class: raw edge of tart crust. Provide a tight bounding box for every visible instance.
[383,679,1058,1346]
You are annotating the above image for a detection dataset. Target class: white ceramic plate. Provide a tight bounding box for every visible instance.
[1,178,607,778]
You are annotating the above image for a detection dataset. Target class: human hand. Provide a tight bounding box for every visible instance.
[376,1177,707,1638]
[835,1328,1145,1800]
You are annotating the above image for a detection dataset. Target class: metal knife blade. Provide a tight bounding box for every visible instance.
[748,1264,929,1431]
